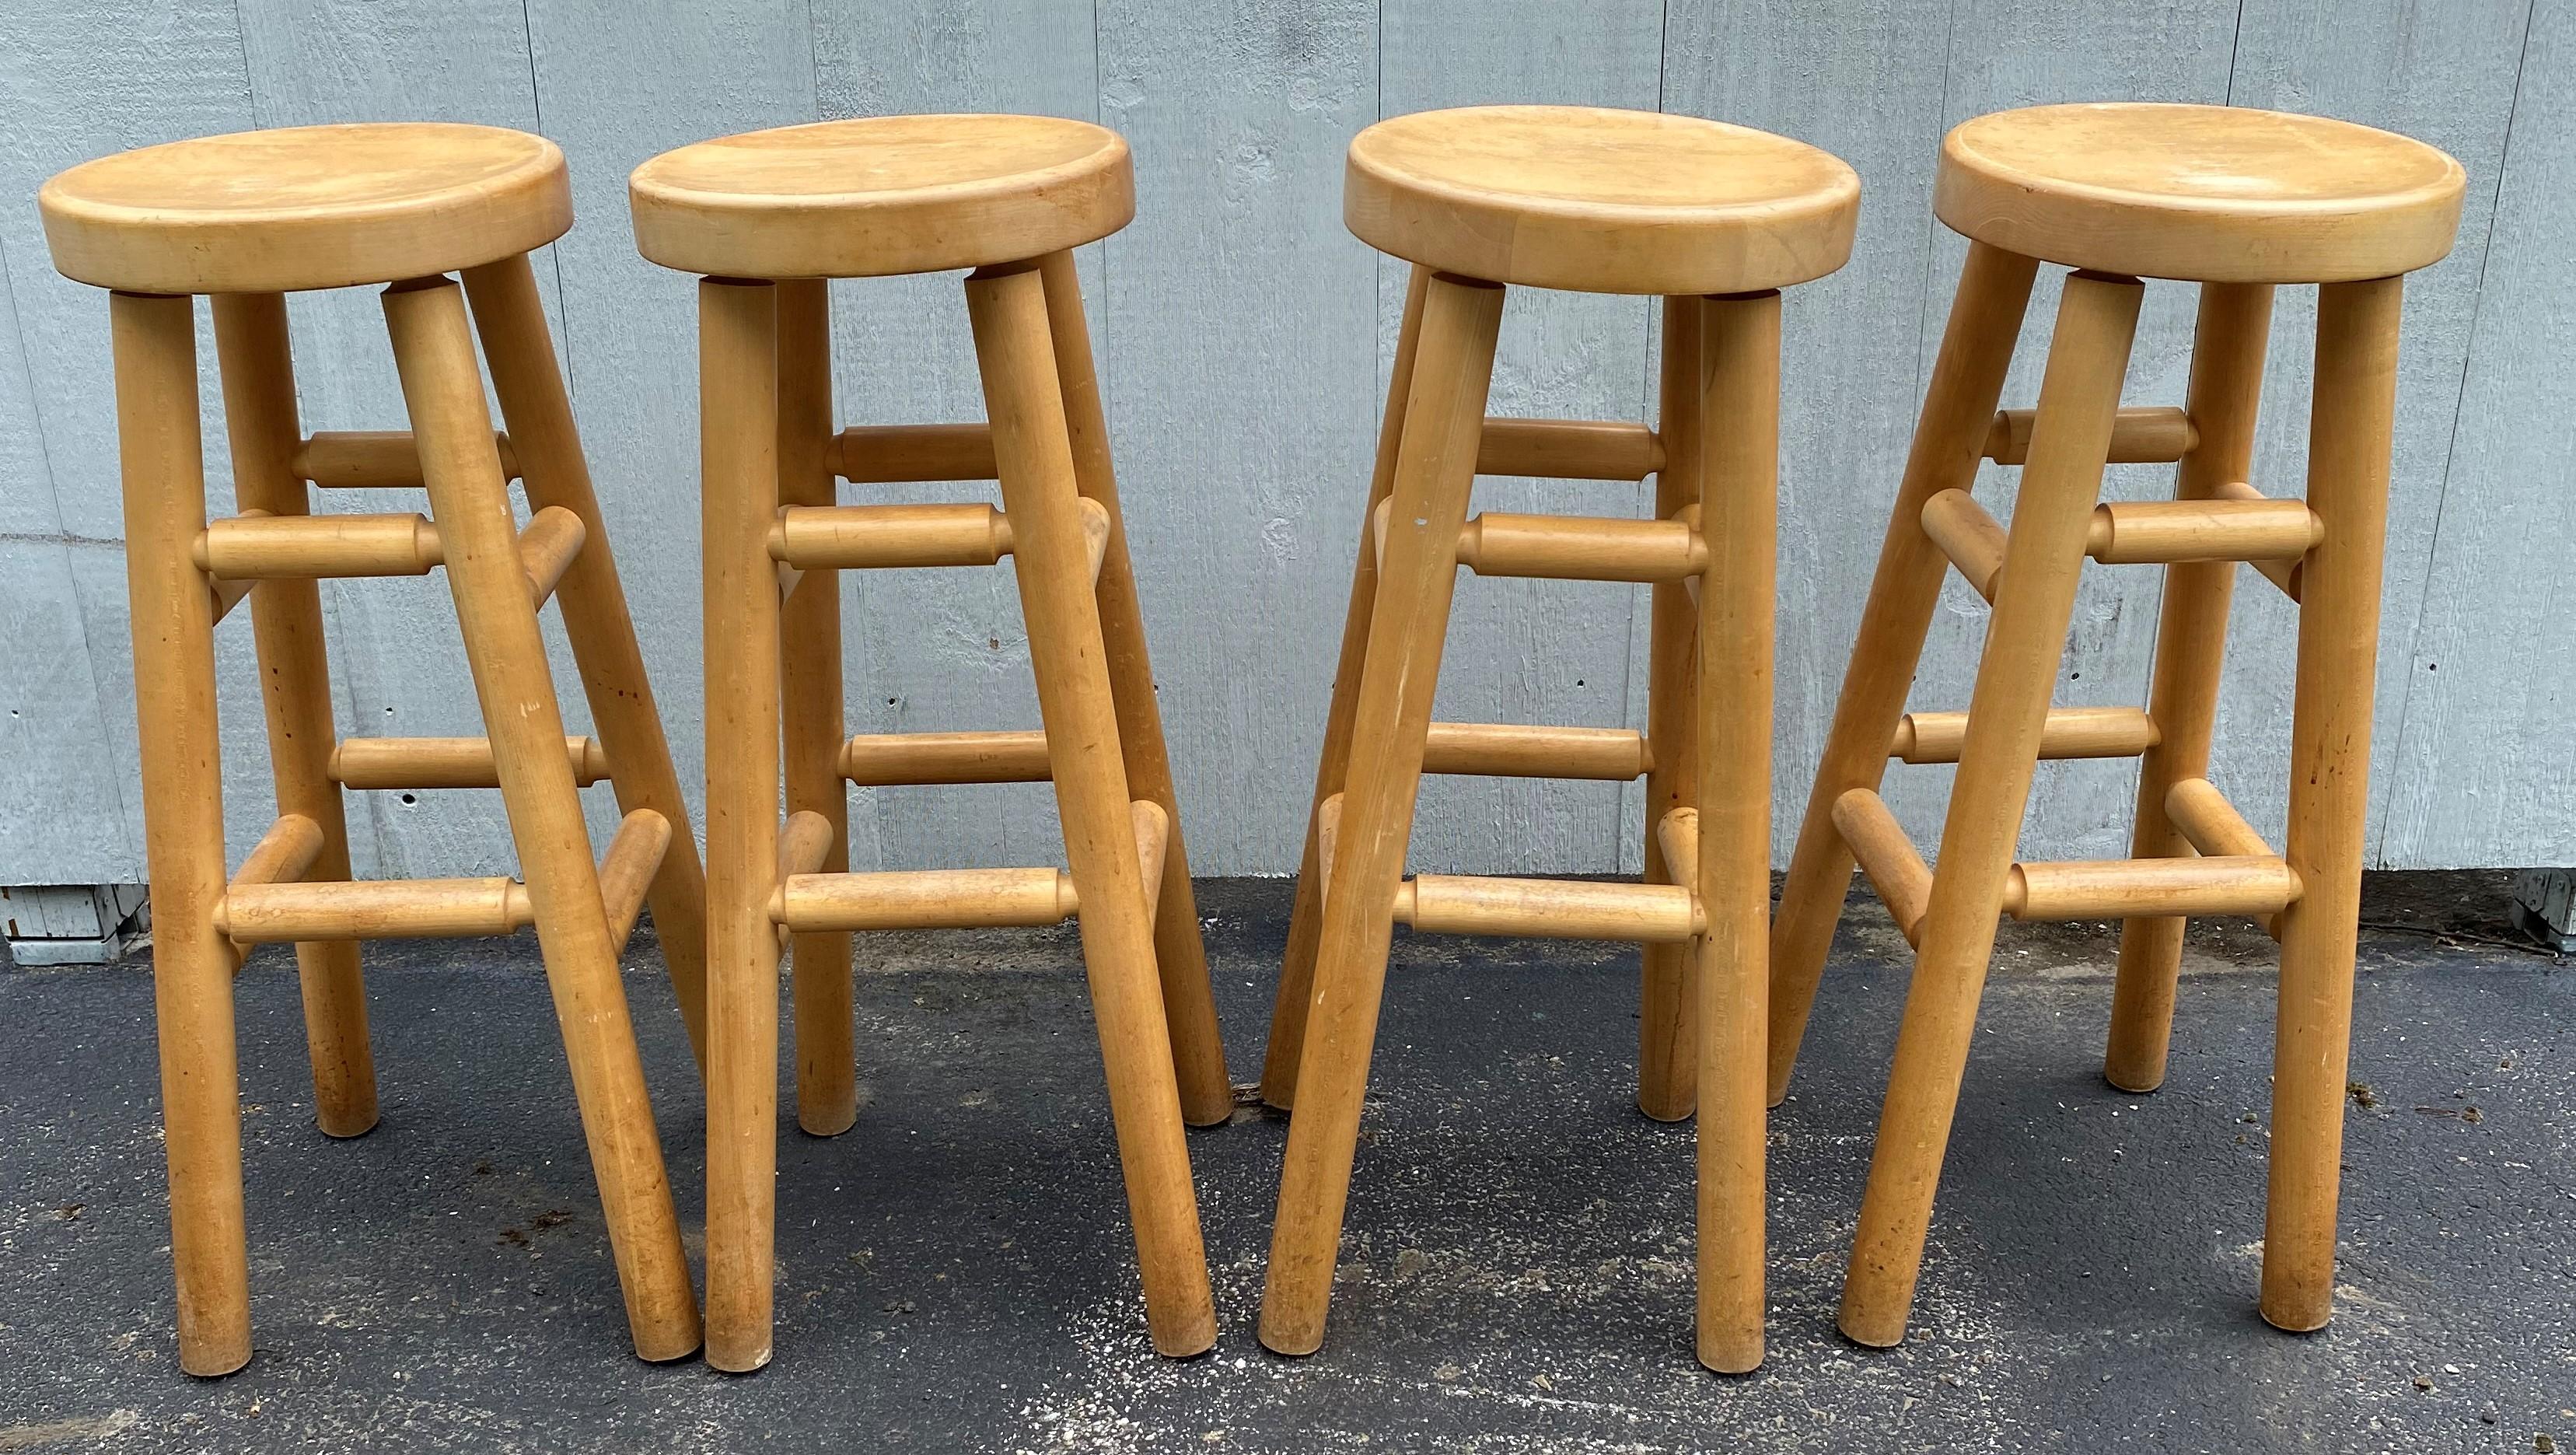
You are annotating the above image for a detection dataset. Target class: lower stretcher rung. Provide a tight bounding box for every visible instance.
[839,729,1050,786]
[1396,873,1701,943]
[1421,721,1652,780]
[1889,705,2158,764]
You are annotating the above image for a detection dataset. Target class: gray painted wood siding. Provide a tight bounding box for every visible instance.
[0,0,2563,882]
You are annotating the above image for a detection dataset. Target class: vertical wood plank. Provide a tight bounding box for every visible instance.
[1376,0,1663,876]
[806,0,1098,875]
[1093,0,1379,875]
[2382,2,2576,866]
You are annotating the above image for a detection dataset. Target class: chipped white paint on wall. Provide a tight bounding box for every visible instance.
[0,0,2563,883]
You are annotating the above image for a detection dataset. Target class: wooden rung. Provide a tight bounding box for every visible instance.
[1655,806,1699,891]
[1476,418,1664,481]
[1421,721,1653,780]
[1984,405,2193,466]
[597,809,672,946]
[1375,500,1702,583]
[1132,799,1170,926]
[1395,874,1702,943]
[294,429,519,488]
[2087,496,2320,565]
[770,810,838,948]
[1921,488,2006,602]
[834,422,997,484]
[771,497,1110,582]
[2002,854,2302,923]
[329,735,610,789]
[2165,776,2284,938]
[1461,511,1704,582]
[1832,789,1931,947]
[196,511,443,579]
[209,575,257,625]
[216,875,534,943]
[2215,481,2307,600]
[839,729,1051,786]
[222,813,326,966]
[774,866,1079,933]
[771,502,1011,570]
[516,505,586,607]
[1890,705,2160,764]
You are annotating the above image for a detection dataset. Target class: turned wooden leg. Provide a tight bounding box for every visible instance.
[1693,290,1779,1373]
[1036,250,1232,1128]
[966,260,1216,1357]
[1767,243,2039,1105]
[463,255,713,1072]
[2261,275,2402,1332]
[1259,273,1504,1356]
[1838,271,2144,1348]
[695,277,785,1373]
[1261,265,1433,1112]
[384,275,701,1364]
[210,292,378,1140]
[2104,282,2274,1093]
[114,290,252,1377]
[774,277,857,1138]
[1638,294,1706,1124]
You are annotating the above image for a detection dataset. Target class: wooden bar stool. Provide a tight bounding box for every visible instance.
[629,114,1230,1372]
[1762,103,2466,1346]
[37,123,712,1374]
[1255,106,1858,1373]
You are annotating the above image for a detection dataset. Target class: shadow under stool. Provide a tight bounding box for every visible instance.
[1253,104,1859,1373]
[1760,102,2466,1346]
[39,122,715,1374]
[628,113,1231,1372]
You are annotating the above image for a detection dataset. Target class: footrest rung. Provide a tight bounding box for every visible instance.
[1833,789,1931,947]
[1890,705,2158,764]
[1374,500,1703,583]
[1396,873,1702,943]
[2214,481,2309,601]
[197,510,442,581]
[2163,776,2286,939]
[596,810,672,946]
[516,505,585,607]
[1476,418,1664,481]
[771,799,1166,935]
[2003,853,2300,923]
[294,429,519,489]
[834,422,996,484]
[218,875,533,943]
[1422,721,1652,780]
[329,734,610,789]
[223,814,325,966]
[1984,405,2192,466]
[1924,484,2323,606]
[839,729,1050,787]
[770,498,1110,581]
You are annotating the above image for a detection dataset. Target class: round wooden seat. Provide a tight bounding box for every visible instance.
[40,123,570,296]
[628,115,1134,280]
[1342,105,1859,296]
[1935,103,2466,284]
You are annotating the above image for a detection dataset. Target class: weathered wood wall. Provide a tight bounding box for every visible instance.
[0,0,2564,885]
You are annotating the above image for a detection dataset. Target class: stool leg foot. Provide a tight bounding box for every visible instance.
[1767,243,2039,1106]
[1693,291,1781,1373]
[2106,282,2274,1093]
[1839,271,2144,1348]
[970,261,1215,1357]
[1259,272,1504,1356]
[115,290,253,1377]
[1264,266,1433,1112]
[388,276,701,1366]
[1039,250,1231,1128]
[463,256,715,1076]
[2261,276,2401,1333]
[694,278,785,1372]
[1638,295,1704,1124]
[211,292,379,1139]
[775,278,858,1138]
